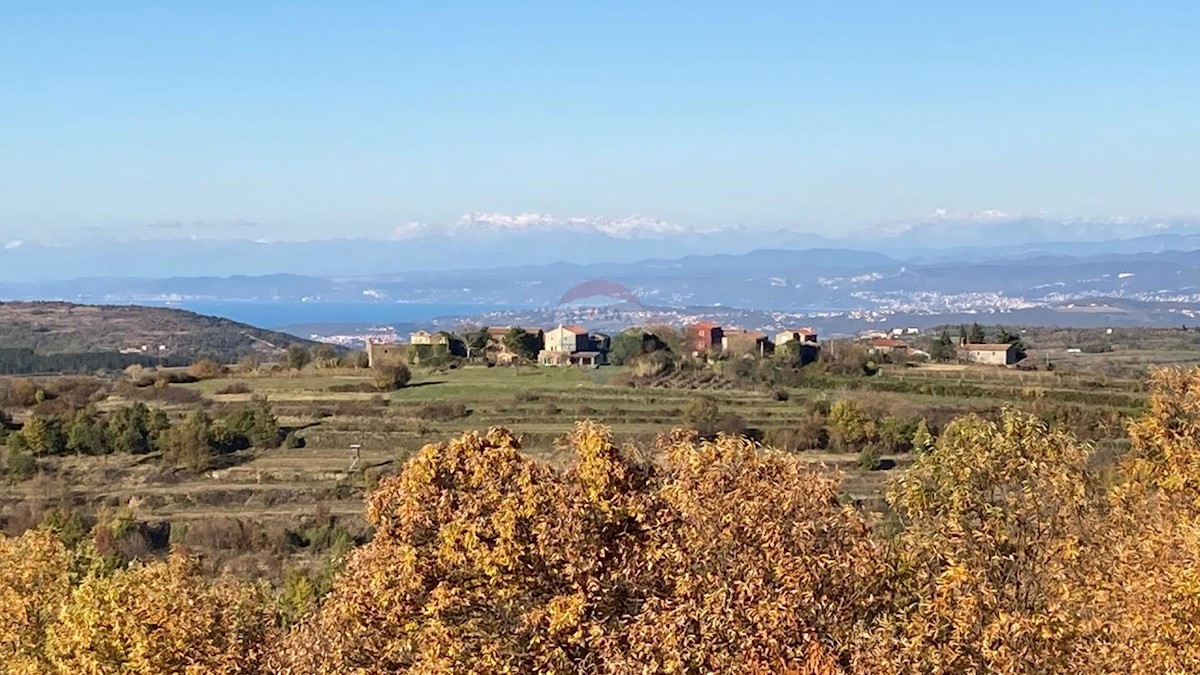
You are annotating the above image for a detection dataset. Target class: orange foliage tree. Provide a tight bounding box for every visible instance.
[271,424,887,673]
[0,530,275,674]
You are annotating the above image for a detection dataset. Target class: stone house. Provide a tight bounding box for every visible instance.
[776,328,818,346]
[959,341,1021,366]
[366,341,406,369]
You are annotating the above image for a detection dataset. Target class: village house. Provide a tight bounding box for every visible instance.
[544,325,590,353]
[721,329,773,356]
[409,330,449,346]
[485,326,511,346]
[539,324,605,367]
[870,337,910,355]
[776,328,818,346]
[959,340,1021,366]
[689,322,724,355]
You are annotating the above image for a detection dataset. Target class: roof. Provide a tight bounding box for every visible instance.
[692,321,722,331]
[962,343,1015,352]
[486,326,511,336]
[871,338,909,348]
[727,329,768,340]
[782,327,816,336]
[557,324,588,335]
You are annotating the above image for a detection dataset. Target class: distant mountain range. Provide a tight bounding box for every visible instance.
[1,213,1197,335]
[3,214,1197,282]
[2,245,1197,318]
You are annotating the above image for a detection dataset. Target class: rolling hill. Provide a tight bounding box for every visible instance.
[0,301,314,363]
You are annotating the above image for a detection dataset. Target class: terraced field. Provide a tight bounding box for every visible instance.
[3,356,1170,580]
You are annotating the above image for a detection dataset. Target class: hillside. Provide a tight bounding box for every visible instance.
[0,301,311,362]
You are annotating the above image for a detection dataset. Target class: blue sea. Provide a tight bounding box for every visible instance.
[140,301,521,329]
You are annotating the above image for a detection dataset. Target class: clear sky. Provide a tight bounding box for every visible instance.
[3,1,1199,242]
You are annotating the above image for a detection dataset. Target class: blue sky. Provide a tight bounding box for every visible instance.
[3,1,1199,242]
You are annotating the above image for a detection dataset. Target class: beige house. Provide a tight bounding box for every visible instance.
[543,324,589,353]
[960,342,1020,366]
[776,328,818,346]
[409,330,448,346]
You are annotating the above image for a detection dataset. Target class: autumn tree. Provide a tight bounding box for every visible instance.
[863,409,1109,673]
[272,423,889,673]
[46,553,276,674]
[826,399,874,452]
[186,358,226,380]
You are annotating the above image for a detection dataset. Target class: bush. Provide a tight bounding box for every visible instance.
[629,350,675,379]
[328,382,378,393]
[827,399,875,452]
[765,413,829,452]
[684,397,722,437]
[771,388,790,402]
[877,415,920,455]
[716,412,748,437]
[512,390,541,404]
[373,364,411,391]
[216,382,253,395]
[0,378,43,408]
[186,359,226,380]
[857,444,883,470]
[284,430,305,449]
[4,449,37,481]
[414,401,470,422]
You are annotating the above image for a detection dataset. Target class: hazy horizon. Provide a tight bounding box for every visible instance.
[4,2,1200,244]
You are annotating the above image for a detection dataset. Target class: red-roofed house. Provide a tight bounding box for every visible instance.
[870,337,910,355]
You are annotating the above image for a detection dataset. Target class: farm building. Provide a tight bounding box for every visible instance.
[960,341,1021,366]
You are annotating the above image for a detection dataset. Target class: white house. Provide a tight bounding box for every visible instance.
[543,325,589,353]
